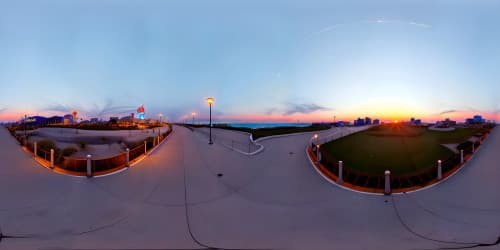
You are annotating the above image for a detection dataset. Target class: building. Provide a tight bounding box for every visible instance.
[109,117,119,124]
[409,117,422,126]
[365,117,372,125]
[119,115,134,124]
[90,118,99,124]
[466,115,486,126]
[47,116,64,125]
[354,118,365,126]
[22,116,49,128]
[436,118,456,128]
[373,119,380,125]
[63,114,74,125]
[137,105,145,120]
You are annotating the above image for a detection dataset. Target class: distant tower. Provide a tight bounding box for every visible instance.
[137,105,145,120]
[72,110,78,124]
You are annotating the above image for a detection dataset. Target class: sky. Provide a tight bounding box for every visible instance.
[0,0,499,123]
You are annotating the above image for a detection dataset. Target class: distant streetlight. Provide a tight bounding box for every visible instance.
[191,112,196,125]
[24,114,27,139]
[159,113,163,124]
[207,97,214,145]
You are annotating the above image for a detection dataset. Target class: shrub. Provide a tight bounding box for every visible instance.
[38,139,57,152]
[62,147,78,157]
[125,140,144,149]
[78,141,87,149]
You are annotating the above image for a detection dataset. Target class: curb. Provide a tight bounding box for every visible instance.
[193,127,265,156]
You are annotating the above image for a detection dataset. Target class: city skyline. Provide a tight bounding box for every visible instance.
[1,0,499,122]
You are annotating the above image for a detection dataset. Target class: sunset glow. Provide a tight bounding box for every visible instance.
[0,1,499,123]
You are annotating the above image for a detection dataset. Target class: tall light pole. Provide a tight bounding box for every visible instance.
[207,97,214,145]
[159,113,163,124]
[191,112,196,125]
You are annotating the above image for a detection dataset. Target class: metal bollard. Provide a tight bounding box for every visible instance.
[472,143,475,153]
[34,141,37,159]
[437,160,442,180]
[86,155,92,178]
[338,161,343,183]
[460,149,464,164]
[144,141,147,155]
[50,149,54,168]
[316,144,321,163]
[384,170,391,195]
[126,148,130,167]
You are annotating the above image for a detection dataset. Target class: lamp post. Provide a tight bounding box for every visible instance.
[207,97,214,145]
[191,112,196,125]
[159,113,163,125]
[24,114,27,139]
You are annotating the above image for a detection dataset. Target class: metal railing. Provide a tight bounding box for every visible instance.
[316,131,487,190]
[22,125,173,176]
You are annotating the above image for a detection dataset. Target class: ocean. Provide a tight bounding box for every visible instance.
[228,123,312,129]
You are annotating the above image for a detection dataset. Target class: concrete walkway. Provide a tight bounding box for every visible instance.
[0,125,499,249]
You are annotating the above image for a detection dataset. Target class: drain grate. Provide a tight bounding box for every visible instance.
[217,173,223,177]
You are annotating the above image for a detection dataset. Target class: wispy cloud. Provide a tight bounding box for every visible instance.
[311,18,431,37]
[312,23,348,36]
[0,107,6,113]
[369,18,431,29]
[42,100,136,118]
[283,103,330,116]
[439,110,457,115]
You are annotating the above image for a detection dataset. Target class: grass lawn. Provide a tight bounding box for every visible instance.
[321,124,484,176]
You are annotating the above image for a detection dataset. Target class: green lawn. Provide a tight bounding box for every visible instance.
[321,125,483,176]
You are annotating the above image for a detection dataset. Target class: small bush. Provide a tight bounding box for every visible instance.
[62,147,78,157]
[38,139,57,152]
[78,141,87,149]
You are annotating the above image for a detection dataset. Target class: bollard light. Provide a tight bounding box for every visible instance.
[338,161,343,183]
[86,154,92,178]
[437,160,442,180]
[384,170,391,195]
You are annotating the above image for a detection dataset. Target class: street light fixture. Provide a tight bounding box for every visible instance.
[207,97,214,145]
[191,112,196,125]
[24,114,27,140]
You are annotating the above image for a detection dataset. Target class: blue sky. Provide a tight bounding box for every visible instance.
[0,0,499,122]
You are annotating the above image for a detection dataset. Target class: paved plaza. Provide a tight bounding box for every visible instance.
[0,125,499,249]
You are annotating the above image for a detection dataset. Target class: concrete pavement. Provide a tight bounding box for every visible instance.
[0,125,499,249]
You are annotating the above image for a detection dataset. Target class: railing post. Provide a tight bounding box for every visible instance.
[86,155,92,178]
[437,160,442,180]
[338,161,343,183]
[126,148,130,167]
[384,170,391,195]
[50,149,54,168]
[34,141,37,159]
[460,150,464,164]
[144,141,147,155]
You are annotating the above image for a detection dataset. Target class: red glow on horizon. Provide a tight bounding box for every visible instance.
[1,109,499,123]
